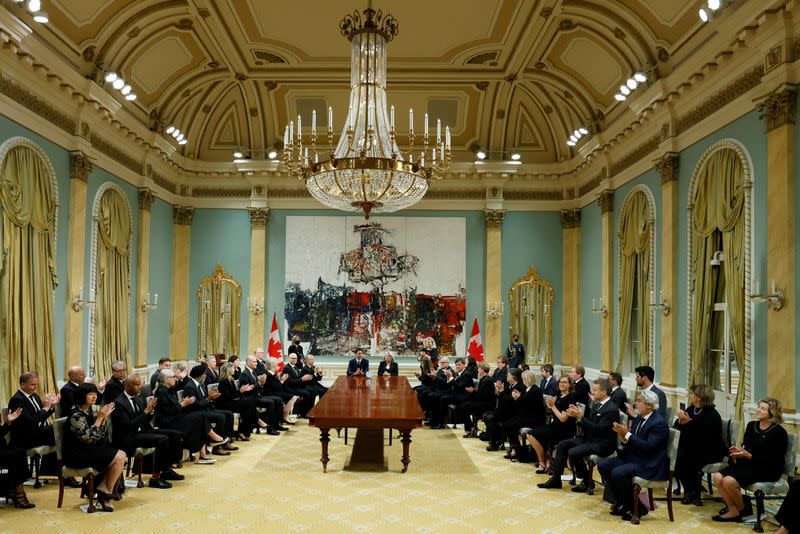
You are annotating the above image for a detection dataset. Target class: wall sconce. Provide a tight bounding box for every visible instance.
[750,279,785,311]
[710,250,724,267]
[487,300,504,320]
[649,289,670,316]
[72,286,95,312]
[247,297,264,315]
[591,297,607,318]
[142,292,159,312]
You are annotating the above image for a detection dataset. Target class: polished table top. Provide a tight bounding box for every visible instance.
[308,375,425,428]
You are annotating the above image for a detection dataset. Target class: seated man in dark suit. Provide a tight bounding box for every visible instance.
[377,353,399,376]
[539,364,558,397]
[609,372,627,407]
[281,353,315,416]
[538,377,619,491]
[239,356,284,434]
[182,365,237,455]
[301,355,328,398]
[346,348,370,376]
[430,357,474,429]
[204,355,221,384]
[102,360,128,405]
[8,372,59,449]
[599,389,669,521]
[60,366,89,414]
[569,364,591,406]
[457,362,496,437]
[112,374,185,488]
[150,358,172,391]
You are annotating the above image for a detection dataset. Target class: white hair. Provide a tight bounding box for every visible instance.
[639,389,660,411]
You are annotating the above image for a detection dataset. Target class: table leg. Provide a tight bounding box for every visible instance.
[320,428,330,473]
[400,430,412,473]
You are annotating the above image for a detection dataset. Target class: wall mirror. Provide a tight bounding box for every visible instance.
[197,263,241,358]
[509,266,553,364]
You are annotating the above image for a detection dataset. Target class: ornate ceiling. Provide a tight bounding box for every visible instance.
[31,0,705,165]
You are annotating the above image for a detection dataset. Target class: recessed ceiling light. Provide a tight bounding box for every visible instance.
[121,84,132,95]
[125,93,137,101]
[112,78,125,90]
[634,72,647,83]
[179,139,188,145]
[699,8,709,22]
[105,72,118,83]
[614,94,626,101]
[510,152,521,161]
[567,140,576,147]
[620,85,631,96]
[578,127,589,135]
[569,135,577,143]
[708,0,720,10]
[33,11,48,23]
[27,0,40,12]
[166,126,175,134]
[626,78,638,90]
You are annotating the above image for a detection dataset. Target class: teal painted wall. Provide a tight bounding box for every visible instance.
[147,198,173,363]
[189,209,252,357]
[0,115,70,378]
[266,210,487,357]
[580,202,602,370]
[500,211,563,363]
[83,167,140,377]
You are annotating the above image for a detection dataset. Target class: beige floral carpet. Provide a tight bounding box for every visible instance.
[0,421,768,534]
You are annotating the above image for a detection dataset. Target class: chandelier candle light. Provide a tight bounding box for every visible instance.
[283,7,452,219]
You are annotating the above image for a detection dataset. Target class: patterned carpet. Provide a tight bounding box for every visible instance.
[0,421,770,533]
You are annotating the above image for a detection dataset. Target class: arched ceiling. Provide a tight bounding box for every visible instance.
[38,0,703,165]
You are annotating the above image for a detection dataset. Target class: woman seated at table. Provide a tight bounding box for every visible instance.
[674,383,727,506]
[0,407,34,508]
[526,374,577,473]
[216,363,264,441]
[378,353,399,376]
[153,369,226,464]
[64,383,127,512]
[711,397,788,522]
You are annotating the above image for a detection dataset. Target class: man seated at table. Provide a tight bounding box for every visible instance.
[598,389,669,521]
[347,348,370,376]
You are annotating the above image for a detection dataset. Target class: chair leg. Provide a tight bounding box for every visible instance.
[86,475,96,513]
[648,488,655,511]
[674,478,682,496]
[632,484,642,525]
[666,475,675,522]
[753,490,765,533]
[586,462,596,495]
[136,453,145,488]
[57,469,64,508]
[125,456,132,478]
[344,428,348,445]
[706,473,713,495]
[33,455,42,488]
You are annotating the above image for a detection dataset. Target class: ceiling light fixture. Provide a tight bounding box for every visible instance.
[105,72,118,83]
[121,84,132,95]
[27,0,40,12]
[620,85,631,96]
[282,7,451,219]
[578,127,589,135]
[166,126,175,134]
[33,11,48,23]
[179,139,188,145]
[125,93,137,101]
[634,72,647,83]
[626,78,638,90]
[566,140,576,147]
[614,93,626,102]
[112,78,125,90]
[566,125,591,147]
[708,0,721,10]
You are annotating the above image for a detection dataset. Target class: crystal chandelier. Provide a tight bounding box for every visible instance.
[283,7,452,219]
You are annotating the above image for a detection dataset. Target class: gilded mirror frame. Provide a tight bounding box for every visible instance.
[196,263,242,359]
[509,266,554,364]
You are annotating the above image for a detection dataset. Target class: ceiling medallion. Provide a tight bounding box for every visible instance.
[282,7,452,219]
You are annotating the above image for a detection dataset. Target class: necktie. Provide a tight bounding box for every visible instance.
[634,418,644,436]
[132,397,139,413]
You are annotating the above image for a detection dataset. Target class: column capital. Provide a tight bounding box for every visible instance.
[138,188,155,212]
[597,189,614,213]
[173,205,194,225]
[69,151,92,182]
[560,209,581,229]
[248,208,269,227]
[484,209,505,228]
[758,87,797,133]
[656,152,680,184]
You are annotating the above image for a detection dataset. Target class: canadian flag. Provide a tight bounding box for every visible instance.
[267,312,285,372]
[467,317,484,362]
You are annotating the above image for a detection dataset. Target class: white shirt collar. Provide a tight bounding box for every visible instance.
[598,397,611,407]
[191,377,202,387]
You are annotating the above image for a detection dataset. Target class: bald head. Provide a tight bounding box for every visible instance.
[246,355,257,369]
[124,373,143,395]
[67,366,86,384]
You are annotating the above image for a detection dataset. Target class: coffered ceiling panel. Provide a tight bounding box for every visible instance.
[129,31,206,106]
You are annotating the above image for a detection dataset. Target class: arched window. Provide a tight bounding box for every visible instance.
[0,137,59,402]
[616,186,656,373]
[687,139,752,419]
[88,183,132,379]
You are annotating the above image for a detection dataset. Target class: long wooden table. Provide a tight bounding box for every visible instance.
[308,375,424,473]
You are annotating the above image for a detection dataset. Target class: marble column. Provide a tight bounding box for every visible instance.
[135,189,155,368]
[560,209,581,366]
[247,208,269,354]
[657,153,679,387]
[485,209,505,358]
[760,88,797,411]
[169,206,194,358]
[598,190,614,372]
[64,152,92,375]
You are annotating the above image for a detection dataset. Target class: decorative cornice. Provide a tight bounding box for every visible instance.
[192,187,251,198]
[173,206,194,226]
[425,190,486,200]
[609,136,660,177]
[268,188,312,198]
[484,209,505,228]
[758,87,797,133]
[579,167,607,196]
[151,170,177,194]
[69,151,92,182]
[560,209,581,229]
[656,152,680,184]
[248,208,269,227]
[90,133,144,175]
[0,72,75,134]
[138,188,155,211]
[597,189,614,213]
[502,190,564,201]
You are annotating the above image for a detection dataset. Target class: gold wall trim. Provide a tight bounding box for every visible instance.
[0,72,75,134]
[90,133,144,175]
[191,187,251,198]
[657,152,680,184]
[248,208,269,227]
[173,205,194,225]
[597,189,614,213]
[758,87,797,133]
[609,136,661,177]
[560,209,581,229]
[503,190,564,201]
[484,209,506,228]
[138,188,155,211]
[70,151,92,182]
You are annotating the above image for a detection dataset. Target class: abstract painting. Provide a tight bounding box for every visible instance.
[284,216,466,357]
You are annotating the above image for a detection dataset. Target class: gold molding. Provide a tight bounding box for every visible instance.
[484,209,505,228]
[597,189,614,213]
[173,205,194,225]
[138,188,155,211]
[192,187,251,198]
[609,136,660,177]
[656,152,680,184]
[578,167,607,196]
[560,208,581,229]
[248,208,269,227]
[69,151,92,182]
[758,87,797,133]
[0,72,75,134]
[90,133,144,175]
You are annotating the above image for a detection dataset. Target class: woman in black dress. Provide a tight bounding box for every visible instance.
[216,363,263,440]
[261,358,299,423]
[287,335,306,365]
[712,397,789,522]
[483,368,525,451]
[502,370,546,460]
[527,375,577,473]
[64,383,126,511]
[674,384,727,505]
[377,353,399,376]
[227,355,242,380]
[422,337,439,367]
[0,407,34,508]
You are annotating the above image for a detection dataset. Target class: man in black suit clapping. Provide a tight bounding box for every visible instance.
[182,365,237,455]
[346,348,370,376]
[8,372,59,449]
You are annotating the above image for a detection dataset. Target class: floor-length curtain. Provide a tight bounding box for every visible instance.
[615,191,651,372]
[94,188,131,379]
[0,145,57,402]
[690,147,746,417]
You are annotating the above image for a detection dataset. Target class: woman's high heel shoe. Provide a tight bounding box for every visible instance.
[10,489,35,509]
